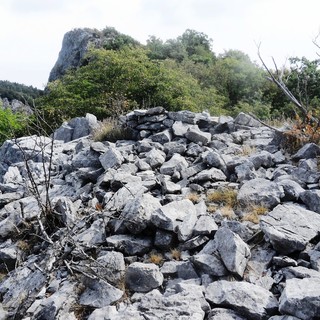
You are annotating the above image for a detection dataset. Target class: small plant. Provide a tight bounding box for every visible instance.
[206,187,238,208]
[149,252,163,265]
[16,240,30,252]
[93,118,133,142]
[242,205,268,224]
[186,192,201,204]
[170,248,181,261]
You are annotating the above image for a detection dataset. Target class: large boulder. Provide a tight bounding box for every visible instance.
[237,178,284,209]
[279,277,320,319]
[260,203,320,254]
[205,280,278,319]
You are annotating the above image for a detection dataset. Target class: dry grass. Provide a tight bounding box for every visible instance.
[219,205,237,220]
[149,252,164,265]
[242,205,268,224]
[16,240,30,252]
[206,187,238,208]
[170,248,181,261]
[241,144,257,156]
[186,193,201,204]
[92,118,132,142]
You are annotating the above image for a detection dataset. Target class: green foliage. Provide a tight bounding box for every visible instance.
[0,80,43,104]
[101,26,140,50]
[0,104,29,144]
[37,46,223,126]
[212,50,266,106]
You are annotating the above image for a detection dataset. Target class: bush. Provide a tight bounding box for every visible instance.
[0,105,29,144]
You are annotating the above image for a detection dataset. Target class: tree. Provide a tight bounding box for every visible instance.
[212,50,266,107]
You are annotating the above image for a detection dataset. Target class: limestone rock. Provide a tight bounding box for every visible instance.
[279,277,320,320]
[260,203,320,254]
[237,178,284,209]
[215,227,251,277]
[80,278,123,308]
[205,280,278,319]
[125,262,163,292]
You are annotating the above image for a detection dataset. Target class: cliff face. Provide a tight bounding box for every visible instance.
[48,28,103,82]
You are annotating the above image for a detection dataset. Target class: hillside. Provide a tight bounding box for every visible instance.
[0,108,319,319]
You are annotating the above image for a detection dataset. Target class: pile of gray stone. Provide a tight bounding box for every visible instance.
[0,107,320,319]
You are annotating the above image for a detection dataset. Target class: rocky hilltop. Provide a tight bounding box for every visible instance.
[0,108,320,319]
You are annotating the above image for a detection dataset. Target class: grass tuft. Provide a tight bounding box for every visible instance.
[93,118,133,142]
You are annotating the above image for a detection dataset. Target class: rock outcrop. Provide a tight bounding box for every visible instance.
[0,107,319,319]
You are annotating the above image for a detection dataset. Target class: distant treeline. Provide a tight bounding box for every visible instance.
[0,80,43,105]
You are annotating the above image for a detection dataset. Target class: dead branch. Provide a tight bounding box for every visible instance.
[257,43,317,123]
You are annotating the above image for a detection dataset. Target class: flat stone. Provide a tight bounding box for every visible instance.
[205,280,278,319]
[260,203,320,254]
[185,126,211,145]
[151,199,196,231]
[80,278,123,308]
[191,253,228,277]
[106,234,152,255]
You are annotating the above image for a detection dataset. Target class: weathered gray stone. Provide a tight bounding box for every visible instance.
[235,160,257,182]
[237,178,284,209]
[249,150,274,169]
[99,147,124,170]
[106,234,152,255]
[292,142,320,160]
[207,308,247,320]
[168,110,197,124]
[154,230,175,249]
[193,215,218,236]
[29,281,78,319]
[137,288,205,319]
[191,253,228,276]
[176,208,198,241]
[53,196,80,227]
[151,199,196,231]
[150,129,172,144]
[282,266,320,280]
[160,153,189,176]
[87,305,143,320]
[94,251,125,284]
[205,280,278,319]
[74,218,106,246]
[202,150,227,172]
[160,260,199,279]
[300,190,320,213]
[191,167,226,183]
[234,112,261,127]
[122,193,161,234]
[279,277,320,320]
[215,227,251,277]
[277,179,305,201]
[80,278,123,308]
[260,203,320,254]
[145,148,166,168]
[125,262,163,292]
[164,140,187,157]
[185,126,211,145]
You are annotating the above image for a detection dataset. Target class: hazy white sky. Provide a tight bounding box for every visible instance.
[1,0,320,89]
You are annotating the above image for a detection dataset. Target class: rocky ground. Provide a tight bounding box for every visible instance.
[0,107,320,319]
